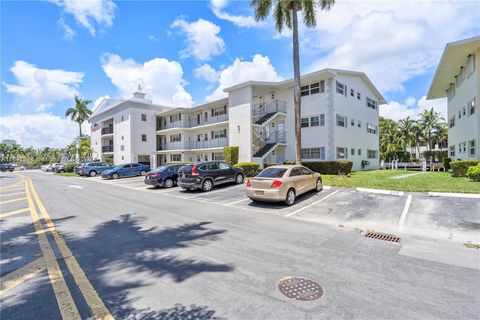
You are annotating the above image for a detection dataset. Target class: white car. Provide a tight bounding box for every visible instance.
[14,165,26,171]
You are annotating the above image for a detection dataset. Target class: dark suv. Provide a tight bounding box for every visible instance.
[144,164,181,188]
[177,161,244,192]
[0,163,14,172]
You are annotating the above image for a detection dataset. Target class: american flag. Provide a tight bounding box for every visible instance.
[91,122,100,132]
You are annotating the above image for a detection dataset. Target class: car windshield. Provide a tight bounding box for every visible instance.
[257,168,288,178]
[154,166,167,172]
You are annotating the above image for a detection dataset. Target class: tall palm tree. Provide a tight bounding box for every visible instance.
[397,117,416,151]
[418,108,444,152]
[379,117,400,155]
[251,0,335,164]
[65,95,92,137]
[434,123,448,151]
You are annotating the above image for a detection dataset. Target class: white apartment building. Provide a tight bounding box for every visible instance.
[91,69,385,171]
[427,36,479,160]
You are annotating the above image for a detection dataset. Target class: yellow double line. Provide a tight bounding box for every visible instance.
[19,174,114,320]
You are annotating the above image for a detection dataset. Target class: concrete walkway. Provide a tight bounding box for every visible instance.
[391,172,428,179]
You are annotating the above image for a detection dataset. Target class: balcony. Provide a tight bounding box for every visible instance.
[101,126,113,135]
[157,138,228,151]
[157,113,229,131]
[102,145,113,153]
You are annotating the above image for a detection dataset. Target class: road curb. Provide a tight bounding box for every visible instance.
[356,187,404,196]
[428,192,480,199]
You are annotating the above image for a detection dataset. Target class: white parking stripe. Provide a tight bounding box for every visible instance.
[224,198,250,206]
[284,190,340,217]
[398,194,412,231]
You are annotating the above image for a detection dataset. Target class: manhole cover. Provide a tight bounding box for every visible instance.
[278,276,323,301]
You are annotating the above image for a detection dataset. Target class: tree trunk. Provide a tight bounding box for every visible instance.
[292,6,302,165]
[78,122,83,137]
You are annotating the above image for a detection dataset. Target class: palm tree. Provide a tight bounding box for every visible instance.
[434,123,448,151]
[65,95,92,137]
[397,117,416,151]
[251,0,335,164]
[418,108,444,152]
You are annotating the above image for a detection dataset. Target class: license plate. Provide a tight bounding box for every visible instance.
[182,173,186,178]
[255,190,264,195]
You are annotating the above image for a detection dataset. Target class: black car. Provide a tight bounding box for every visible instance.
[144,164,181,188]
[0,163,15,172]
[177,161,244,192]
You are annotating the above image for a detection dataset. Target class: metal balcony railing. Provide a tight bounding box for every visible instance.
[157,138,229,151]
[252,100,287,118]
[102,145,113,152]
[101,127,113,135]
[157,113,229,131]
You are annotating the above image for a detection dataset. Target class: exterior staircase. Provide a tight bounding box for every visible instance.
[253,143,277,158]
[254,112,277,125]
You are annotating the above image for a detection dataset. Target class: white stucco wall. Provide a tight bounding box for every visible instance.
[228,86,253,162]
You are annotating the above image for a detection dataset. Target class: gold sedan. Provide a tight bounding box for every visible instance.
[246,165,323,206]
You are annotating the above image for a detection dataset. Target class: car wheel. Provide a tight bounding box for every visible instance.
[285,188,296,206]
[112,173,119,179]
[315,178,323,192]
[202,179,213,192]
[140,170,146,176]
[235,173,244,184]
[89,171,97,177]
[164,178,173,188]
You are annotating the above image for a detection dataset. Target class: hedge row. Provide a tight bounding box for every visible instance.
[302,161,353,175]
[467,164,480,182]
[451,160,480,177]
[224,146,239,166]
[65,161,78,173]
[233,162,259,177]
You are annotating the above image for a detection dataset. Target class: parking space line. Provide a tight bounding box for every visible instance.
[398,194,413,231]
[0,191,26,197]
[284,190,341,217]
[428,192,480,199]
[0,197,27,205]
[0,257,46,295]
[0,186,25,193]
[224,198,250,206]
[356,187,404,196]
[25,176,114,320]
[25,180,81,320]
[0,208,30,218]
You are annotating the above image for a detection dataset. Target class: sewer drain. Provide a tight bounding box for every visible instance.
[363,231,400,243]
[278,276,323,301]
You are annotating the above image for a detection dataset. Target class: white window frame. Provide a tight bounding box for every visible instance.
[336,114,347,128]
[469,140,476,156]
[336,147,347,159]
[301,117,310,128]
[367,149,378,159]
[367,123,377,134]
[366,97,377,110]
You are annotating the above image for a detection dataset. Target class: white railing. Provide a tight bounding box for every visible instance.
[157,138,229,151]
[157,113,229,131]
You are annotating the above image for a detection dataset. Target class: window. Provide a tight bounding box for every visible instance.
[301,82,323,96]
[469,140,476,156]
[336,114,347,127]
[449,116,455,128]
[466,54,475,76]
[336,81,347,96]
[290,167,302,177]
[212,152,224,160]
[367,123,377,134]
[218,162,230,169]
[301,117,309,128]
[458,144,462,154]
[320,147,325,160]
[141,134,147,142]
[301,148,321,159]
[468,98,476,116]
[310,82,320,94]
[463,142,467,153]
[449,145,455,157]
[170,154,181,162]
[141,114,146,121]
[367,150,377,159]
[463,106,466,116]
[458,110,462,119]
[170,113,181,123]
[357,120,361,128]
[350,89,355,97]
[207,162,218,170]
[337,147,347,159]
[351,118,355,127]
[350,148,355,156]
[120,145,124,151]
[366,97,377,110]
[211,129,227,139]
[257,167,287,178]
[212,105,227,116]
[357,92,361,100]
[320,114,325,126]
[310,116,319,127]
[358,149,361,156]
[301,85,310,96]
[170,133,181,142]
[300,167,312,175]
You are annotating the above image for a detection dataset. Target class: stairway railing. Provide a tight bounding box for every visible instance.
[252,130,287,157]
[252,100,287,123]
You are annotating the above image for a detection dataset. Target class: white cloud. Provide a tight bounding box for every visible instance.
[305,0,479,93]
[58,17,75,40]
[210,0,264,28]
[0,113,89,149]
[170,17,225,61]
[2,60,84,111]
[50,0,116,37]
[148,34,158,42]
[380,96,447,121]
[194,64,219,83]
[206,54,283,101]
[101,53,193,107]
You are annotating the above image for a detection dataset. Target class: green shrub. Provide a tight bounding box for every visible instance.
[424,150,448,162]
[383,151,411,162]
[283,160,296,165]
[451,160,480,177]
[443,157,452,170]
[65,161,78,173]
[105,158,114,166]
[224,146,239,166]
[302,161,353,175]
[233,162,259,176]
[467,164,480,181]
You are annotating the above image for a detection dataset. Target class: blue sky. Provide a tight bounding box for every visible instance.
[1,0,479,148]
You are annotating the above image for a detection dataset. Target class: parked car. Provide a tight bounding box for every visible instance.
[41,165,50,171]
[177,161,244,192]
[101,163,150,179]
[74,163,86,174]
[13,165,26,171]
[0,163,15,172]
[54,163,66,173]
[47,163,60,172]
[245,165,323,206]
[144,164,181,188]
[78,162,112,177]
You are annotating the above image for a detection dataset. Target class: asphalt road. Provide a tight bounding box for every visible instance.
[1,171,479,320]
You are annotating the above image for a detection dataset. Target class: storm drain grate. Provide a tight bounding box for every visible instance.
[278,276,323,301]
[363,231,400,243]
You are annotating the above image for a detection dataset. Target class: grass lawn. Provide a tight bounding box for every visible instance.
[322,170,480,194]
[58,172,77,177]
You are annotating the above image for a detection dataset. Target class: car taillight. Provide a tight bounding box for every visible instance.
[191,165,199,176]
[151,173,160,177]
[246,179,251,188]
[271,180,282,188]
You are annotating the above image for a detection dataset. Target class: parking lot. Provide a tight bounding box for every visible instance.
[75,173,480,244]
